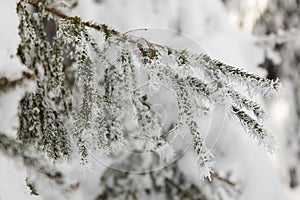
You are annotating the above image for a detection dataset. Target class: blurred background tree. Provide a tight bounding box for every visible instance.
[222,0,300,195]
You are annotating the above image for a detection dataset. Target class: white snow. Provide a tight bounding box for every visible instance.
[0,0,297,199]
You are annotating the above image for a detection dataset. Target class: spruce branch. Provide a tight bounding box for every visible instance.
[0,132,80,196]
[17,0,73,159]
[231,106,276,152]
[23,0,279,157]
[24,0,280,98]
[18,0,279,194]
[0,133,63,184]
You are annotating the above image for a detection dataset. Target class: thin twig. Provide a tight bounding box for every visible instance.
[29,0,69,19]
[0,71,35,93]
[212,172,237,188]
[27,0,174,52]
[27,0,113,33]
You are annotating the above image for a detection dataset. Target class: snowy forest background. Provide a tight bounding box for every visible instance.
[1,0,300,200]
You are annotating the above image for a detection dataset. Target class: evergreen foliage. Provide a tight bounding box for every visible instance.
[0,0,279,199]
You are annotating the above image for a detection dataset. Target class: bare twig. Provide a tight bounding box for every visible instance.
[0,71,34,93]
[212,172,237,188]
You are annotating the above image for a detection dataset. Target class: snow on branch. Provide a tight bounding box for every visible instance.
[15,0,279,181]
[0,132,77,196]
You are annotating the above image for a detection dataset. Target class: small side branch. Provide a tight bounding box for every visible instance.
[0,71,34,94]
